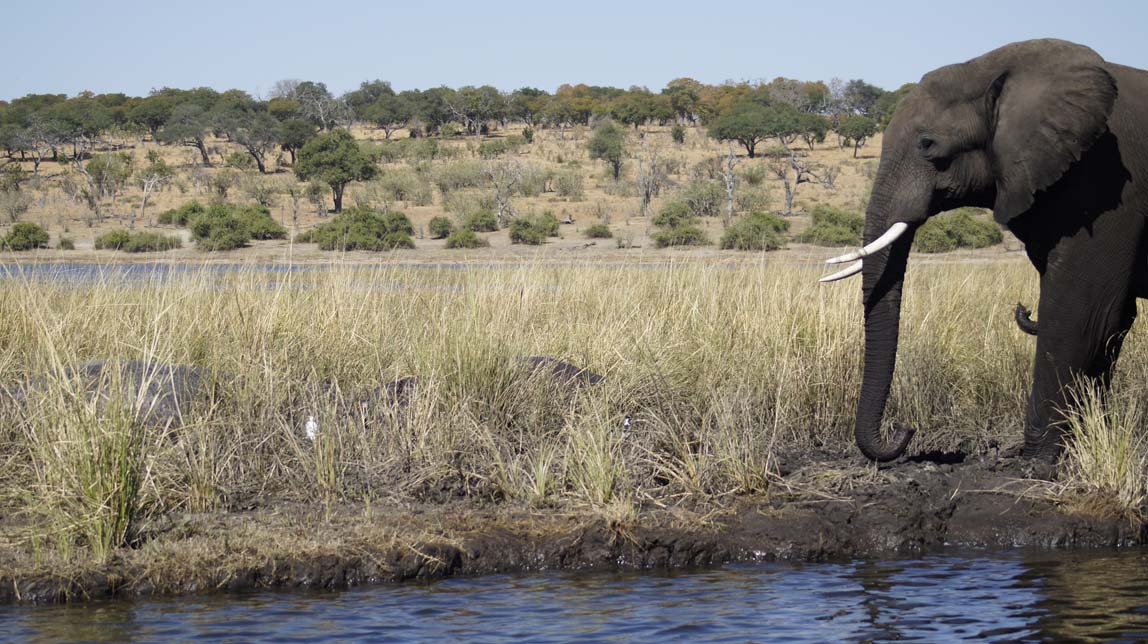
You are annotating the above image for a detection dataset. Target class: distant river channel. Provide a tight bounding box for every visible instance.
[4,549,1148,643]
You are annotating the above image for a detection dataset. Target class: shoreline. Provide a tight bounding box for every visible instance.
[2,450,1139,605]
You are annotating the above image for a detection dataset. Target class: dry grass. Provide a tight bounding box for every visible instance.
[1,258,1145,564]
[1,124,884,260]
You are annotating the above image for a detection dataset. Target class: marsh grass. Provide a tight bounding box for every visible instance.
[2,258,1146,562]
[1061,381,1148,520]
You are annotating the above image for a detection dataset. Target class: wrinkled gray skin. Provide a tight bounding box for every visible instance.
[5,360,209,426]
[853,39,1148,463]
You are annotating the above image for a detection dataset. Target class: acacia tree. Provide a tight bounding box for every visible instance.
[158,104,212,166]
[360,93,412,139]
[294,129,377,213]
[280,119,316,165]
[837,115,878,158]
[230,112,281,173]
[707,103,770,158]
[587,121,625,180]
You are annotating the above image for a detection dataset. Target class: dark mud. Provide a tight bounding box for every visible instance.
[1,450,1142,604]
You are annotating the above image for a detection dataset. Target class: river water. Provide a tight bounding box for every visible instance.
[3,549,1147,643]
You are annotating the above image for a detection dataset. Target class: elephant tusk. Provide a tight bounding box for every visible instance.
[825,222,910,264]
[819,260,863,283]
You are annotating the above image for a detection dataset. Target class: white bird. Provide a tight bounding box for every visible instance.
[622,415,631,440]
[305,415,319,441]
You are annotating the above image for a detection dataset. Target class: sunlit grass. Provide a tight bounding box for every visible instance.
[2,258,1145,561]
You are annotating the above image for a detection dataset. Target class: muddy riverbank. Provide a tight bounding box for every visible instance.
[2,447,1139,605]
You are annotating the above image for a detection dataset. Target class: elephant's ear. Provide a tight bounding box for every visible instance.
[989,41,1117,225]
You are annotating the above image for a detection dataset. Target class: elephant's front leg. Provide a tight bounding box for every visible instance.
[1022,266,1138,461]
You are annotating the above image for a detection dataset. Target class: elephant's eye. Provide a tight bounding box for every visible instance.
[917,136,935,153]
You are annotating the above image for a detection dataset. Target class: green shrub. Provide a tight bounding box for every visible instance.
[798,205,865,246]
[57,237,75,250]
[720,212,789,251]
[97,230,182,252]
[477,138,523,159]
[509,219,545,245]
[157,201,207,226]
[433,161,485,195]
[94,229,131,250]
[740,164,768,186]
[445,228,489,249]
[3,223,50,251]
[914,208,1003,253]
[671,125,686,144]
[308,206,415,251]
[584,224,612,239]
[190,208,250,251]
[225,151,254,169]
[293,229,316,243]
[653,201,696,229]
[237,205,288,240]
[554,170,584,198]
[508,212,560,245]
[185,203,282,251]
[652,225,709,248]
[428,216,455,239]
[522,127,534,144]
[463,210,499,232]
[678,179,724,217]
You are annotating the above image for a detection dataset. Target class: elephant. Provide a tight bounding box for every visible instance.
[820,39,1148,463]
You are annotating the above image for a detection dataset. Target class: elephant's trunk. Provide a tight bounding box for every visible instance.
[854,182,917,462]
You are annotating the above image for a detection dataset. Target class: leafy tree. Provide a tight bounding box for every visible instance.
[267,97,302,121]
[229,112,281,173]
[670,124,686,144]
[129,94,177,138]
[360,93,413,139]
[279,118,316,165]
[508,87,550,126]
[158,103,213,166]
[586,121,625,180]
[294,129,378,212]
[662,77,703,123]
[708,103,769,158]
[837,115,878,157]
[798,113,829,149]
[873,83,917,128]
[843,79,887,117]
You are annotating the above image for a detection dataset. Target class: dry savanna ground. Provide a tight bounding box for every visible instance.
[0,124,979,262]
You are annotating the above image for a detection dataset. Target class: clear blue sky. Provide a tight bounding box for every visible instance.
[2,0,1145,100]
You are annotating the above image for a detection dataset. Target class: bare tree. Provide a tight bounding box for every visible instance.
[483,160,522,227]
[269,79,302,100]
[769,148,835,215]
[136,156,173,228]
[719,144,740,226]
[635,139,669,217]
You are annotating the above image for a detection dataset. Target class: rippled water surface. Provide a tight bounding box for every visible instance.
[6,549,1148,642]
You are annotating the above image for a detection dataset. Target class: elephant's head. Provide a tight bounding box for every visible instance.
[823,39,1117,461]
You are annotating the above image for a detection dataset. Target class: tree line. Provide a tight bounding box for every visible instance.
[0,76,915,173]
